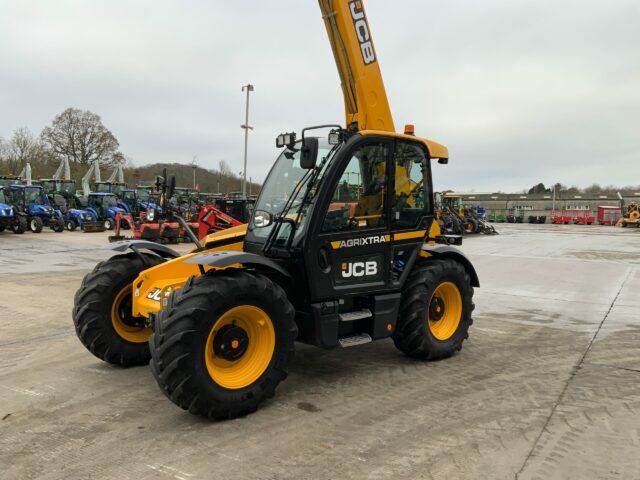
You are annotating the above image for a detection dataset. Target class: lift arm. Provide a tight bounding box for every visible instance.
[18,163,32,185]
[319,0,394,132]
[81,160,101,196]
[52,158,71,181]
[105,161,124,184]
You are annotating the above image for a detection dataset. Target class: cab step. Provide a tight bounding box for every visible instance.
[338,309,372,322]
[338,333,372,348]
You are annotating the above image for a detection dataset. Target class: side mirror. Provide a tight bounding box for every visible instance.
[300,137,319,169]
[252,209,272,228]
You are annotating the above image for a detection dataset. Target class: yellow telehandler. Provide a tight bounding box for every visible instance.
[73,0,478,419]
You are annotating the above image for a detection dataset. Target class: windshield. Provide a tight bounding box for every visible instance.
[61,181,75,194]
[96,183,110,193]
[250,138,337,241]
[101,195,118,208]
[0,189,7,204]
[137,190,150,202]
[26,187,43,205]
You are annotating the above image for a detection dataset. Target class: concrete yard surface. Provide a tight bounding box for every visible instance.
[0,224,639,480]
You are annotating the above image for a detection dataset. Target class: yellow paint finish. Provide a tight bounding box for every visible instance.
[111,284,151,343]
[202,223,247,247]
[428,281,462,341]
[393,230,426,241]
[428,221,441,244]
[319,0,395,132]
[204,305,275,390]
[132,241,244,318]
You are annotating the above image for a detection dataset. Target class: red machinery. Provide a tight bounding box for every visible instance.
[110,212,181,243]
[573,209,595,225]
[597,206,621,225]
[551,209,572,224]
[197,204,244,239]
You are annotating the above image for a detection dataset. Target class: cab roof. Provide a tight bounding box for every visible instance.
[360,130,449,160]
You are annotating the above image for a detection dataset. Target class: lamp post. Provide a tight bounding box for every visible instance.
[191,155,198,190]
[241,84,254,197]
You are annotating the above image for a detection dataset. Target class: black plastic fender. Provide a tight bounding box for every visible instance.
[109,240,181,259]
[421,244,480,287]
[185,250,291,279]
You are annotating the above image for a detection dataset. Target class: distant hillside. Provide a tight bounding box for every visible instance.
[125,163,260,195]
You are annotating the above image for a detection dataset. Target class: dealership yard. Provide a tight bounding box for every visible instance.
[0,224,639,480]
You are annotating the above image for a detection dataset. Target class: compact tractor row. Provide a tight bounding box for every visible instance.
[1,163,252,241]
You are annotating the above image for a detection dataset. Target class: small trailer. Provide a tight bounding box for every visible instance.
[551,209,572,224]
[597,206,621,225]
[574,209,595,225]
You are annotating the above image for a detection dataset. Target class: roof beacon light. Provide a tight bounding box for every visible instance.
[404,124,415,135]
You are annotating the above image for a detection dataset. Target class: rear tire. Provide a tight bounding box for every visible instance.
[52,218,64,232]
[29,216,43,233]
[149,270,297,420]
[465,218,478,234]
[12,217,27,234]
[393,259,474,360]
[73,253,165,366]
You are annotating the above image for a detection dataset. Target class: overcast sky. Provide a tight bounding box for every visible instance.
[1,0,638,192]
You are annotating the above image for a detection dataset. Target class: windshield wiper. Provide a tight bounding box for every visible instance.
[262,169,314,257]
[262,143,340,257]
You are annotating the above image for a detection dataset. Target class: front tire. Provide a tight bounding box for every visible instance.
[149,270,296,420]
[66,219,77,231]
[29,216,43,233]
[393,259,474,360]
[104,218,114,230]
[73,253,165,366]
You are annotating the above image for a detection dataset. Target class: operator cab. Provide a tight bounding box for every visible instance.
[245,127,436,306]
[88,193,118,216]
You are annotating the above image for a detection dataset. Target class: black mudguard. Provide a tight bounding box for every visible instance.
[109,240,181,259]
[421,244,480,287]
[185,251,290,279]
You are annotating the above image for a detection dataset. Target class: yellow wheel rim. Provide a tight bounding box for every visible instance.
[111,285,151,343]
[204,305,275,390]
[428,281,462,341]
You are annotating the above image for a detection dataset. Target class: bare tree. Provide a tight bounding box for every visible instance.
[4,127,48,173]
[40,108,119,166]
[218,159,232,175]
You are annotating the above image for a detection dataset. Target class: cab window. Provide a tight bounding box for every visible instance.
[392,142,431,228]
[322,142,388,232]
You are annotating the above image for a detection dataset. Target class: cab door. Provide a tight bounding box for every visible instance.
[304,136,394,301]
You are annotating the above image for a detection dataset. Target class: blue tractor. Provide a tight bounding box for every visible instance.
[118,188,161,216]
[8,184,65,233]
[83,192,126,231]
[41,179,97,231]
[0,186,28,234]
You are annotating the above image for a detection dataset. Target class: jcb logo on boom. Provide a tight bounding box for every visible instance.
[349,0,376,65]
[341,261,378,278]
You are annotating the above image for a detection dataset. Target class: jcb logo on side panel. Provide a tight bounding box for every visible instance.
[349,0,376,65]
[146,288,162,301]
[341,261,378,278]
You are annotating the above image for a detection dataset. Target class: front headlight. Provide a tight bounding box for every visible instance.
[147,209,155,221]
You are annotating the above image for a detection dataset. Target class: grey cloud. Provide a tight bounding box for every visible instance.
[1,0,638,190]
